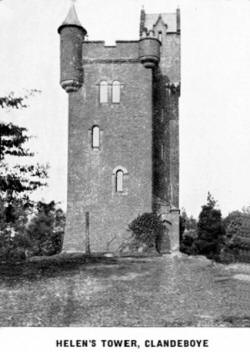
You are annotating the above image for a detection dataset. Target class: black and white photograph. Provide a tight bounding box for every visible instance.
[0,0,250,345]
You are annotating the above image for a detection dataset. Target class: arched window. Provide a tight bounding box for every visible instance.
[100,81,108,103]
[116,170,123,192]
[112,81,120,103]
[112,166,128,194]
[92,126,100,148]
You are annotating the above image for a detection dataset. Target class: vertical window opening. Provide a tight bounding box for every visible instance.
[161,108,164,122]
[161,144,164,160]
[116,170,123,192]
[92,126,100,149]
[112,81,120,103]
[100,81,108,103]
[158,31,162,42]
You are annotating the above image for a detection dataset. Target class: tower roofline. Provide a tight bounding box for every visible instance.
[58,2,87,35]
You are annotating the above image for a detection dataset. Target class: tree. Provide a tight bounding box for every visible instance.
[26,201,65,256]
[194,192,225,259]
[222,209,250,262]
[0,91,66,262]
[0,90,48,222]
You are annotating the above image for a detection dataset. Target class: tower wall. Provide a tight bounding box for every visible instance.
[148,15,180,251]
[59,7,181,253]
[64,42,154,253]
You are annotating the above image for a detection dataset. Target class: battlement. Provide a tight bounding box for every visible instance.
[82,41,140,61]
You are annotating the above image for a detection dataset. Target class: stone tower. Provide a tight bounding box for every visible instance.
[58,3,180,253]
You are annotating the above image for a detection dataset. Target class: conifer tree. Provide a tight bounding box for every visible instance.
[195,192,225,259]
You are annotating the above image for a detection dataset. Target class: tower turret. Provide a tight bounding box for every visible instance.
[58,1,87,93]
[139,30,161,69]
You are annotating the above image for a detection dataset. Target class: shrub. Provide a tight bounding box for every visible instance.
[180,230,197,255]
[0,198,32,262]
[26,201,65,256]
[221,211,250,262]
[0,226,32,263]
[128,212,165,252]
[0,198,65,263]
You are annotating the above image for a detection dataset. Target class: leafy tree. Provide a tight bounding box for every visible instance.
[0,91,52,262]
[0,90,47,222]
[222,210,250,261]
[194,192,225,259]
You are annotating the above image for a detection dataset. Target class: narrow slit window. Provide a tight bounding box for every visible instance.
[161,144,164,160]
[100,81,108,103]
[92,126,100,148]
[158,31,162,42]
[116,170,123,192]
[112,81,120,103]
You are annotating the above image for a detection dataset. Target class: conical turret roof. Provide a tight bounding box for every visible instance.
[58,2,87,34]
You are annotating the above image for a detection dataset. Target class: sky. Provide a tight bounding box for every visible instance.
[1,0,250,218]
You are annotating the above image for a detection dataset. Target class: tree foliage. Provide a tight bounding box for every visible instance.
[195,192,225,259]
[0,90,41,109]
[223,210,250,255]
[179,209,198,255]
[128,212,165,251]
[26,201,65,256]
[0,90,48,209]
[0,90,58,262]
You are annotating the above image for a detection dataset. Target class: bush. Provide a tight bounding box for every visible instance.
[180,230,197,255]
[0,198,32,262]
[128,212,165,252]
[0,198,66,263]
[0,227,31,263]
[26,201,65,256]
[221,211,250,262]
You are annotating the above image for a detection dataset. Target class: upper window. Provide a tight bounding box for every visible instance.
[112,81,121,103]
[100,81,108,103]
[158,31,162,42]
[92,126,100,149]
[116,170,124,192]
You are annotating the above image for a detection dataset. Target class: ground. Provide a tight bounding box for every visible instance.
[0,254,250,327]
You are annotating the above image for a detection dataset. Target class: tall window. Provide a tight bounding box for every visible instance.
[112,81,120,103]
[92,126,100,148]
[116,170,123,192]
[100,81,108,103]
[158,31,162,42]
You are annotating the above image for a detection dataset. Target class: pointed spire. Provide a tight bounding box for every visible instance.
[58,0,87,35]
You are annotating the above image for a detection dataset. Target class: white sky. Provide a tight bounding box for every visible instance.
[1,0,250,218]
